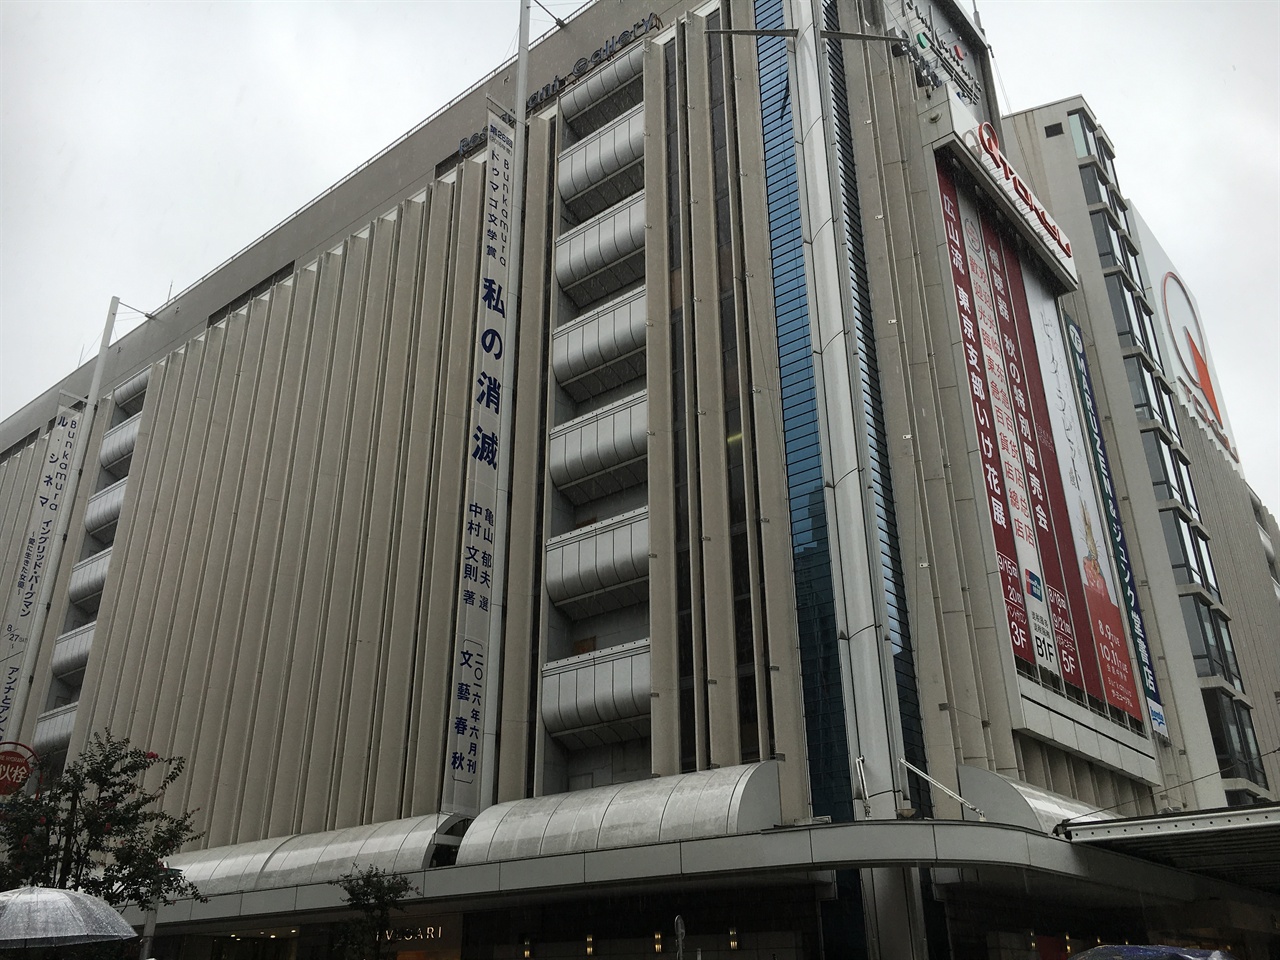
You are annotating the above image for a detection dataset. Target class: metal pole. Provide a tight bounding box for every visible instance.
[138,904,157,960]
[7,296,118,746]
[479,0,532,809]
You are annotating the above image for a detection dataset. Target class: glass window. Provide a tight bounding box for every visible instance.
[1137,297,1163,368]
[1106,276,1162,367]
[1161,509,1220,599]
[1125,355,1179,439]
[1098,140,1118,183]
[1092,212,1117,268]
[1112,194,1132,236]
[1080,166,1105,206]
[1107,274,1143,350]
[1120,234,1143,286]
[1180,595,1240,687]
[1068,111,1095,159]
[1143,430,1198,517]
[1126,355,1159,423]
[1202,689,1268,788]
[1156,376,1181,443]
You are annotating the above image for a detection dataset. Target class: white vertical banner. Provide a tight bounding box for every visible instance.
[441,112,516,817]
[0,408,81,742]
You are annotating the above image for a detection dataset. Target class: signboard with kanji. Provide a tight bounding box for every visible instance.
[0,409,80,743]
[937,163,1155,732]
[440,112,516,816]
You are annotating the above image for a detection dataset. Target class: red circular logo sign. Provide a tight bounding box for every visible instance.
[0,743,37,796]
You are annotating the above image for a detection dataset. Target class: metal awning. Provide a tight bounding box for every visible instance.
[166,813,464,896]
[1061,803,1280,895]
[457,762,781,863]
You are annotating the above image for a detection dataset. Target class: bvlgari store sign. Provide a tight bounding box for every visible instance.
[381,913,461,959]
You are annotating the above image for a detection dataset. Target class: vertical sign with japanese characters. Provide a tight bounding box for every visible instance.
[1065,318,1166,736]
[999,235,1107,705]
[0,408,80,742]
[937,166,1034,668]
[979,218,1088,693]
[1017,256,1142,722]
[956,185,1060,678]
[441,111,516,817]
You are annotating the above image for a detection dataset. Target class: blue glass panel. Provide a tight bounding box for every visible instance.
[821,0,929,816]
[756,0,853,824]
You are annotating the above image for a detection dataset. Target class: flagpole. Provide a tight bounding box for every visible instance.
[5,297,118,746]
[479,0,531,810]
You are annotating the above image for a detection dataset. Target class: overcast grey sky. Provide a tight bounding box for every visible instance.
[1,0,1276,509]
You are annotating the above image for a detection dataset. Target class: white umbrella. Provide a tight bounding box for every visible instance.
[0,886,137,948]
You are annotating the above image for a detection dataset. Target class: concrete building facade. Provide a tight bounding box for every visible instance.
[1004,97,1280,804]
[2,2,1278,958]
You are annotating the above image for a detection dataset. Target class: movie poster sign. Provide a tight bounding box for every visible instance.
[1065,318,1166,735]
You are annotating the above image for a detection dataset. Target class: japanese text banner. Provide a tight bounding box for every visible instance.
[441,111,516,816]
[937,165,1035,668]
[0,408,80,743]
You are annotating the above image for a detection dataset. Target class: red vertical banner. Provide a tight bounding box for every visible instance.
[960,194,1060,678]
[979,218,1086,693]
[1002,244,1141,719]
[999,239,1105,703]
[937,165,1034,666]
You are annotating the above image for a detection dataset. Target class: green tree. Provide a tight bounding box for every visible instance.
[0,731,202,908]
[331,865,419,960]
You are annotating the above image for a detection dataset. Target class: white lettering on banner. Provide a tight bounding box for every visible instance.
[0,409,80,743]
[980,217,1088,691]
[441,112,516,817]
[946,95,1077,285]
[957,192,1059,677]
[1064,320,1166,736]
[1019,271,1143,722]
[937,165,1035,668]
[976,123,1072,262]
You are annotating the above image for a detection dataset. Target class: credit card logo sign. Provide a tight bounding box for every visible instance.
[1025,569,1044,602]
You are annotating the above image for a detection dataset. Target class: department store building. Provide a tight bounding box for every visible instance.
[1,0,1278,957]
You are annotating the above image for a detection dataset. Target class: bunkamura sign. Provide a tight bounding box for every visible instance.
[937,161,1146,729]
[0,409,80,743]
[441,112,516,817]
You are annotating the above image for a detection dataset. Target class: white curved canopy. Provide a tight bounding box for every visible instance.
[457,762,781,864]
[167,813,461,896]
